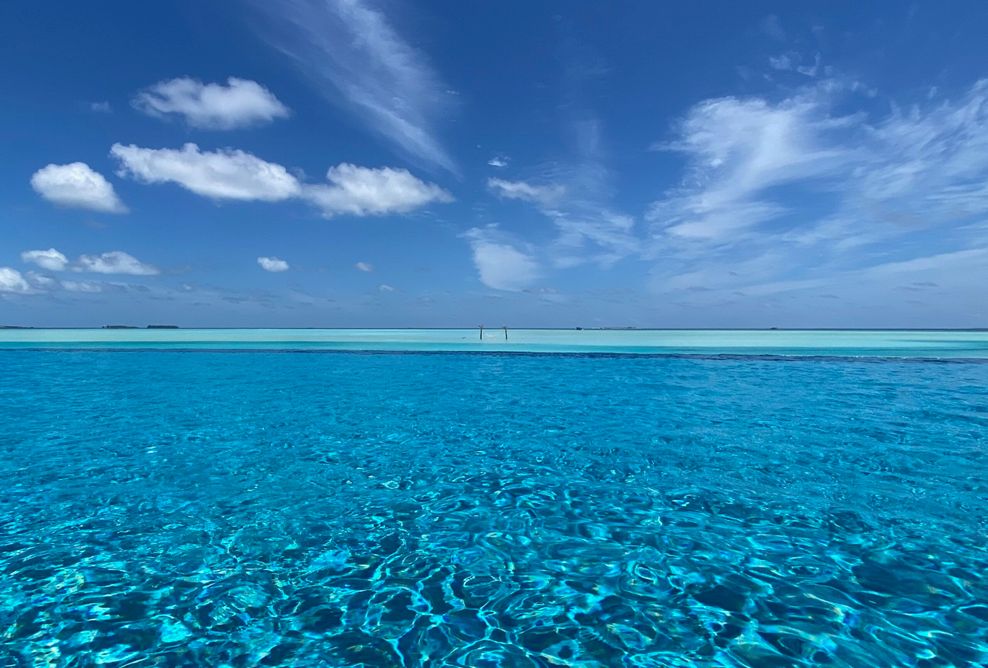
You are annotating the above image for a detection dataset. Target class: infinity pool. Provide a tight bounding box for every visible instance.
[1,349,986,665]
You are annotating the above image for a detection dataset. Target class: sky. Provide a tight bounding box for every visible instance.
[2,1,988,328]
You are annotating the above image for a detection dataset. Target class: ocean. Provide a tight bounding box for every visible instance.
[1,331,986,665]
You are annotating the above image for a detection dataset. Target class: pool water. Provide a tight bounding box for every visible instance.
[1,350,987,666]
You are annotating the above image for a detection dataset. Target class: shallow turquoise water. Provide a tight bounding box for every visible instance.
[1,350,987,666]
[3,328,988,358]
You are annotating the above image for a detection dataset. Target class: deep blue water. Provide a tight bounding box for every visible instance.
[1,350,987,666]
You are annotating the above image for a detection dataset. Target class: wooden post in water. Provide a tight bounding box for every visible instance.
[503,326,508,340]
[479,324,484,340]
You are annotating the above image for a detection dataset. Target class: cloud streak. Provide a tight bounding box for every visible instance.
[646,78,988,314]
[251,0,455,172]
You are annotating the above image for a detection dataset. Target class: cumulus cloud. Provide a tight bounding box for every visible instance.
[488,178,565,207]
[0,267,31,294]
[488,156,509,168]
[257,256,290,272]
[31,162,127,213]
[355,261,373,272]
[463,227,540,291]
[21,248,69,271]
[20,247,158,276]
[133,77,290,129]
[76,251,159,275]
[111,144,450,218]
[111,143,302,201]
[303,164,452,217]
[250,0,455,172]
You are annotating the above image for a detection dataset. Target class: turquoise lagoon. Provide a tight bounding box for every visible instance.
[1,331,987,665]
[3,327,988,357]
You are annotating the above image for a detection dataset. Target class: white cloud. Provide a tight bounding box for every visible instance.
[378,283,395,292]
[60,280,103,293]
[257,256,289,272]
[303,163,452,217]
[251,0,455,172]
[484,117,639,269]
[487,163,637,269]
[90,101,112,113]
[0,267,31,294]
[650,79,988,247]
[488,156,509,168]
[133,77,290,129]
[76,251,159,275]
[355,261,373,272]
[646,78,988,319]
[648,90,852,241]
[20,248,158,276]
[21,248,69,271]
[463,227,540,291]
[31,162,127,213]
[111,143,301,201]
[488,178,565,207]
[796,53,822,78]
[768,53,796,71]
[26,272,56,288]
[111,143,448,218]
[767,52,822,77]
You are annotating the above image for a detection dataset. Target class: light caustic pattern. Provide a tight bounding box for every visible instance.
[1,351,986,666]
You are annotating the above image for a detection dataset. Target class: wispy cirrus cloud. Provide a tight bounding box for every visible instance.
[486,119,639,270]
[646,78,988,316]
[488,178,565,207]
[250,0,456,173]
[647,88,854,242]
[649,79,988,249]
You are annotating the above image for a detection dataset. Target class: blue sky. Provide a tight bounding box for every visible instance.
[2,1,987,328]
